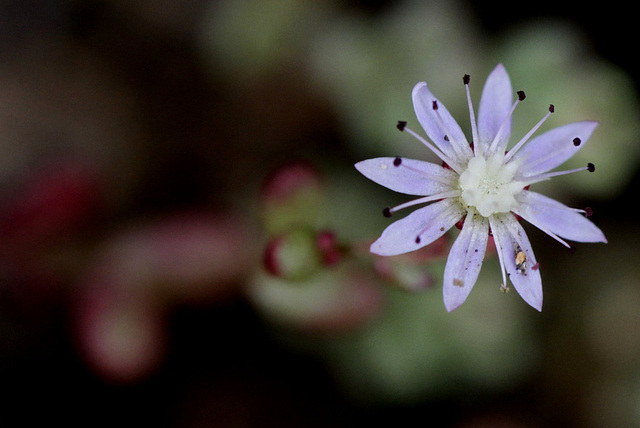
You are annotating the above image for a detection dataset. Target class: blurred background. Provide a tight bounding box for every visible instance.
[0,0,638,426]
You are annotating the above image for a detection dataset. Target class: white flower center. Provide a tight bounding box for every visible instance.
[458,153,524,217]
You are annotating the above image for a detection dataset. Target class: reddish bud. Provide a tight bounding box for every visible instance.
[260,161,322,205]
[263,228,342,281]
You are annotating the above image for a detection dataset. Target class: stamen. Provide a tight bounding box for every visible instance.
[413,201,465,246]
[573,137,581,146]
[431,99,469,160]
[464,73,480,156]
[395,160,456,186]
[567,206,594,217]
[506,213,571,257]
[522,196,593,219]
[523,218,568,249]
[382,207,392,217]
[491,224,509,288]
[504,104,555,163]
[522,139,589,174]
[487,91,525,155]
[399,124,463,173]
[523,163,595,185]
[387,190,461,215]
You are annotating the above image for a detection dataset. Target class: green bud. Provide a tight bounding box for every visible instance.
[263,227,323,281]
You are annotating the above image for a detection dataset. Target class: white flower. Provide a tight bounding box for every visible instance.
[356,64,607,312]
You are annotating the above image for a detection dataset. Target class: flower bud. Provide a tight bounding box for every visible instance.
[259,161,324,234]
[263,227,341,281]
[316,230,342,266]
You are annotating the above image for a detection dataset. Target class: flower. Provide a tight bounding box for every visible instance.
[355,64,607,312]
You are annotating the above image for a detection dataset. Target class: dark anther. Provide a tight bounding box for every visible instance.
[573,137,582,146]
[584,207,593,217]
[393,157,402,167]
[397,121,407,131]
[517,91,526,101]
[568,245,577,254]
[382,207,392,218]
[444,135,449,142]
[432,100,439,110]
[549,104,555,113]
[463,74,470,85]
[415,236,421,244]
[587,163,595,172]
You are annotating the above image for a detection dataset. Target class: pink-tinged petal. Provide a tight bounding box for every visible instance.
[355,157,457,196]
[477,63,513,154]
[513,121,598,178]
[490,214,543,311]
[412,82,472,162]
[370,199,464,256]
[514,191,607,243]
[443,211,489,312]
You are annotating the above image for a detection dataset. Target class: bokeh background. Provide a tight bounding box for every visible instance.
[1,0,638,426]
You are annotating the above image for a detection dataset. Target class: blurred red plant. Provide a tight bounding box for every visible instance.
[72,211,256,383]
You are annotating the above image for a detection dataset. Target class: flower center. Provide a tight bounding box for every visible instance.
[458,153,525,217]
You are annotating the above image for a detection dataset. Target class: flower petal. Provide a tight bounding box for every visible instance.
[513,190,607,243]
[412,82,472,164]
[477,63,513,154]
[354,157,457,196]
[370,199,464,256]
[443,210,489,312]
[513,121,598,178]
[489,213,543,311]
